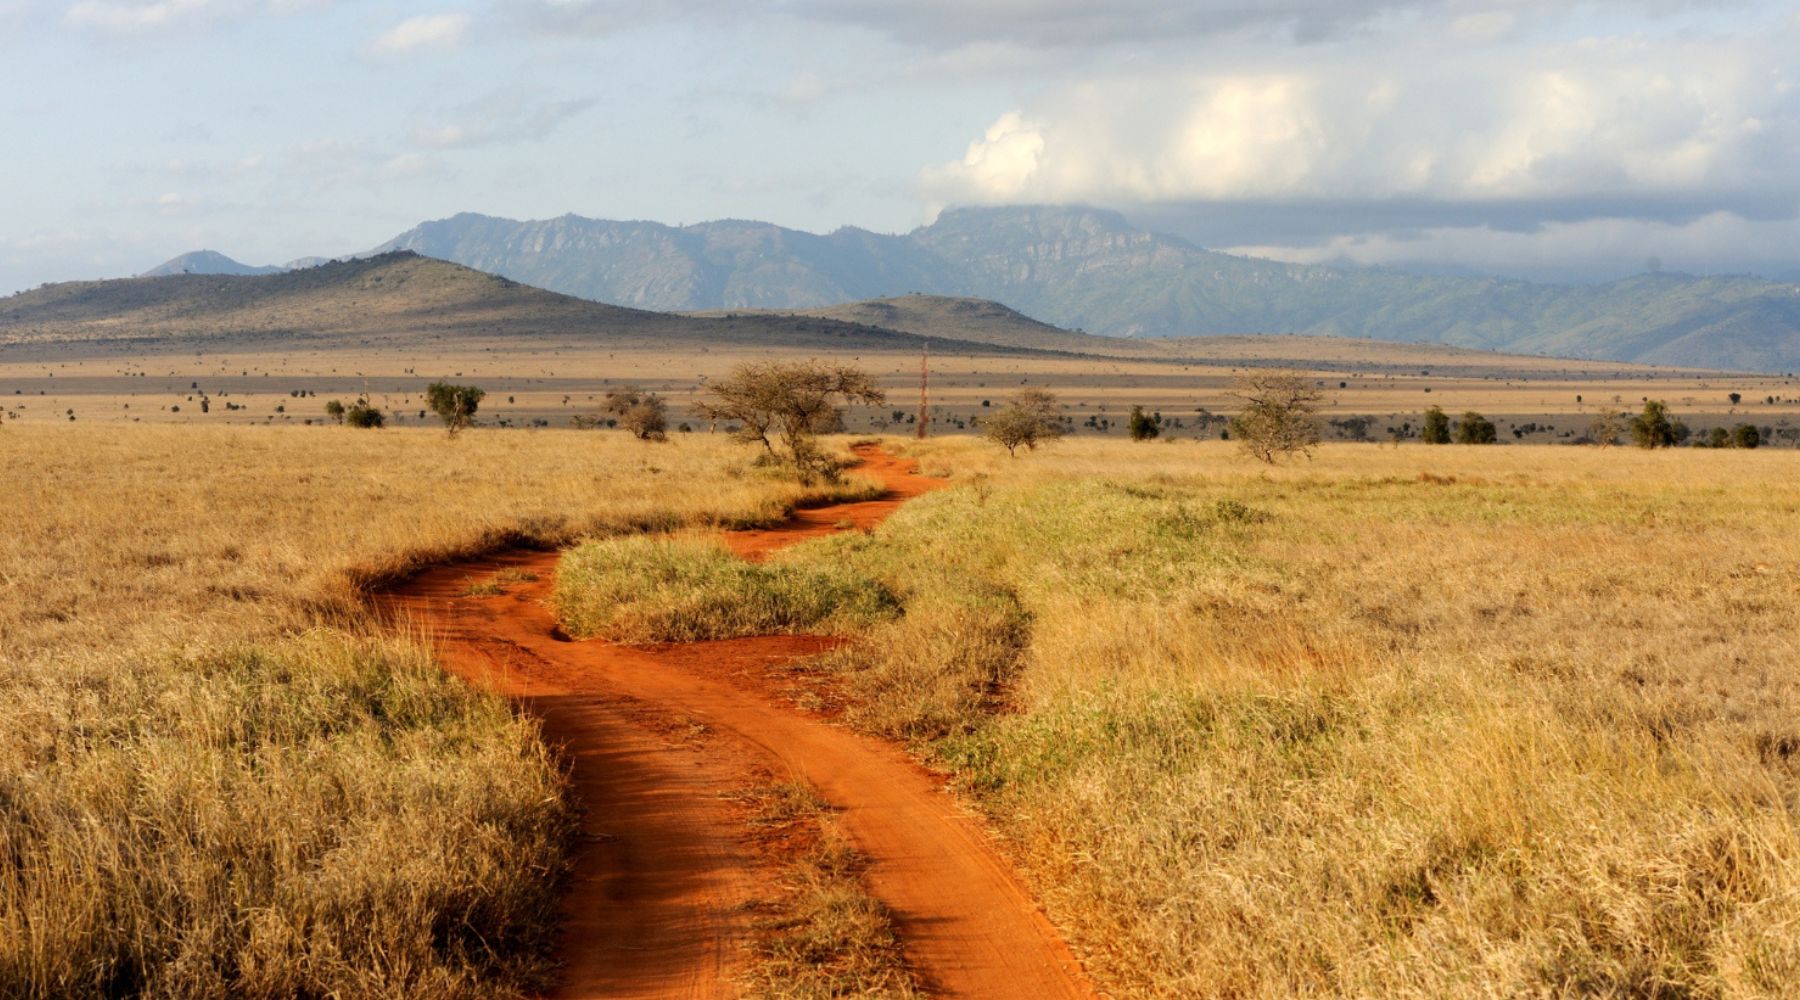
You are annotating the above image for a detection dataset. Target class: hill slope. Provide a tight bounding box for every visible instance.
[372,206,1800,370]
[140,250,285,278]
[695,295,1145,355]
[0,252,985,355]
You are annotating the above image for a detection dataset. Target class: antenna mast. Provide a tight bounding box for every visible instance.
[917,341,929,439]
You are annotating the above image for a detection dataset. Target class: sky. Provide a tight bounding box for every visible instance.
[3,0,1798,294]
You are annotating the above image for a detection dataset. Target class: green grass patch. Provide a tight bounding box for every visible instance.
[554,534,900,643]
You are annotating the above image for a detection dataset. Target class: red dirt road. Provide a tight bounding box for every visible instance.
[378,446,1094,999]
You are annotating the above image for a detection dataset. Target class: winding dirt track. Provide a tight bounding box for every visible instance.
[378,447,1095,999]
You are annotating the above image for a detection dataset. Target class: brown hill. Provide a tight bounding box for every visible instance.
[0,252,990,356]
[0,254,1723,380]
[696,295,1134,355]
[701,295,1705,377]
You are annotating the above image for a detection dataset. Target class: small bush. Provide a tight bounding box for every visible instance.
[1454,411,1497,445]
[602,387,669,441]
[426,382,485,435]
[344,402,384,429]
[1421,406,1451,444]
[986,388,1063,457]
[1631,400,1677,448]
[1127,405,1160,442]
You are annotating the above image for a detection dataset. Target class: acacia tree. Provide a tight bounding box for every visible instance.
[698,361,885,482]
[1631,400,1677,449]
[603,386,668,441]
[1127,405,1160,442]
[986,387,1063,457]
[1454,411,1498,444]
[1589,408,1624,447]
[426,382,485,436]
[1227,371,1321,463]
[1421,406,1451,444]
[344,399,384,428]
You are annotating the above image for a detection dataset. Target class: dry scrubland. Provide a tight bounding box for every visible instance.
[562,438,1800,997]
[9,343,1800,448]
[11,418,1800,998]
[0,425,863,998]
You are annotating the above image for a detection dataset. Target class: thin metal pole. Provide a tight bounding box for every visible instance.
[917,342,929,439]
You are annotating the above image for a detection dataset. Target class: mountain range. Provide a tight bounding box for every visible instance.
[369,206,1800,371]
[139,205,1800,371]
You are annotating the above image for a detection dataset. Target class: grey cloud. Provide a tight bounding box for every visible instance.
[500,0,1727,47]
[793,0,1429,47]
[504,0,738,36]
[1128,192,1800,252]
[1216,212,1800,283]
[503,0,1390,43]
[412,93,597,149]
[61,0,328,35]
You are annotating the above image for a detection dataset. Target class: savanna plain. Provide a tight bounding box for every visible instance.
[5,420,1800,998]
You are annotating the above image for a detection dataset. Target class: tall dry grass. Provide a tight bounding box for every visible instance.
[0,423,834,998]
[912,439,1800,996]
[567,436,1800,997]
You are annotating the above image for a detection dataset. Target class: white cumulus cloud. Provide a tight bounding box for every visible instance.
[923,29,1800,217]
[369,11,469,55]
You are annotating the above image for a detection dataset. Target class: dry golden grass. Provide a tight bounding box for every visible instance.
[751,438,1800,997]
[16,415,1800,997]
[0,423,839,998]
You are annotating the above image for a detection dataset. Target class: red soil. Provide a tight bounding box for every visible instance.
[377,446,1094,999]
[723,445,943,561]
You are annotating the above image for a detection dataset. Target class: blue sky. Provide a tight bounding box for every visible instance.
[3,0,1798,293]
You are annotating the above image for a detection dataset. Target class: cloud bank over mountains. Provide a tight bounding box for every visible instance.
[914,4,1800,279]
[2,0,1797,291]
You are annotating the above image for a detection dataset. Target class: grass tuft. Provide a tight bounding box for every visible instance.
[736,782,918,1000]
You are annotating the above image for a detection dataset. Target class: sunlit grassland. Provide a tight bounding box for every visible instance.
[0,424,843,998]
[896,439,1800,996]
[562,436,1800,996]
